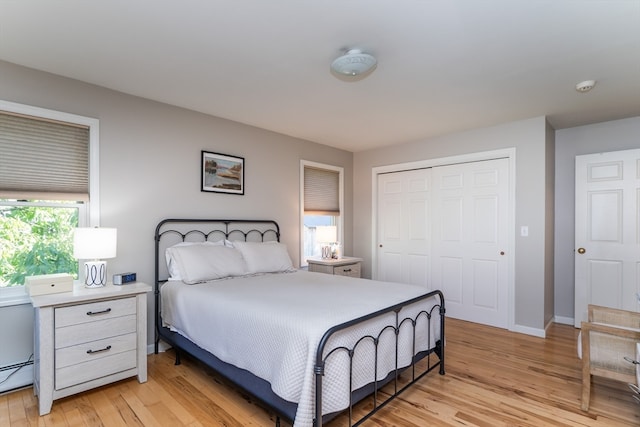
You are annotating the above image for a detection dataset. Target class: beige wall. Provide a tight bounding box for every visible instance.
[353,116,554,334]
[0,60,353,359]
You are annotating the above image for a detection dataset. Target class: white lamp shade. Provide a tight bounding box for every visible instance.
[73,227,117,259]
[316,225,337,243]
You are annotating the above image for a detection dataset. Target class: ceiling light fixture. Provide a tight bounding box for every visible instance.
[575,80,596,93]
[330,49,377,80]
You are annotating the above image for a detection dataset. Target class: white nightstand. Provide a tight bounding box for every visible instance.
[307,256,363,278]
[30,281,152,415]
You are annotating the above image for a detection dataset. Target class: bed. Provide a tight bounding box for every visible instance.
[154,219,445,427]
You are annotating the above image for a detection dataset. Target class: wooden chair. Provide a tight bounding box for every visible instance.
[580,304,640,410]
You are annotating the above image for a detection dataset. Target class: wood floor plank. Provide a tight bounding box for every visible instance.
[3,319,639,426]
[139,376,203,427]
[0,393,10,426]
[85,386,130,427]
[102,384,145,427]
[7,387,29,427]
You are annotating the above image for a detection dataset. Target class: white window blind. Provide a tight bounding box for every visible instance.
[0,111,89,201]
[304,166,340,215]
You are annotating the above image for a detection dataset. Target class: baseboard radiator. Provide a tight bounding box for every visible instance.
[0,360,33,394]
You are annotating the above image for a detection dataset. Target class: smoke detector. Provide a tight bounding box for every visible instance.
[575,80,596,93]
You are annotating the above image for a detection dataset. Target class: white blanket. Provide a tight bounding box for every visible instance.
[161,270,441,427]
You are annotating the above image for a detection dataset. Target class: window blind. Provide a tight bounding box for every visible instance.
[304,166,340,215]
[0,111,89,201]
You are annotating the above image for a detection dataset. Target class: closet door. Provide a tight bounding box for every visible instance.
[431,158,509,328]
[377,168,432,287]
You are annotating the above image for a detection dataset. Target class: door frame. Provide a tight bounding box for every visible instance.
[371,148,517,331]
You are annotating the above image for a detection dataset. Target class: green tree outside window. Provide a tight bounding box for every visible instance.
[0,204,78,287]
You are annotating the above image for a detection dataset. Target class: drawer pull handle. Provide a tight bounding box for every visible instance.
[86,308,111,316]
[343,269,352,272]
[87,345,112,355]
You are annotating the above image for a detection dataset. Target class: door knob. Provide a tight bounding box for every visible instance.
[499,251,505,256]
[577,247,586,254]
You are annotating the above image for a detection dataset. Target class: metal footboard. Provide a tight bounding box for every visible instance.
[314,289,445,427]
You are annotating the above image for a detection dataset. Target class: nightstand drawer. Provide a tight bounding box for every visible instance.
[55,297,136,328]
[56,332,137,368]
[55,315,137,349]
[333,263,361,278]
[55,349,137,389]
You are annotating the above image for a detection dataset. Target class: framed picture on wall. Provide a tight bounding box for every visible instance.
[201,151,244,195]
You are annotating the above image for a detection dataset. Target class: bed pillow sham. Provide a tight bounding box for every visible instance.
[166,241,222,280]
[168,243,248,284]
[232,240,295,274]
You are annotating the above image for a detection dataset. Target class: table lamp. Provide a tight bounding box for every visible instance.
[73,227,117,287]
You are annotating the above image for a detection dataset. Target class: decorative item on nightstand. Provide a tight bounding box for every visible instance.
[113,272,137,285]
[316,225,340,259]
[73,227,117,288]
[24,273,73,296]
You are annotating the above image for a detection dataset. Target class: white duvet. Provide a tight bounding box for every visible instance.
[161,270,441,427]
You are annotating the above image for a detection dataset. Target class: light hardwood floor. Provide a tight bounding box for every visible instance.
[2,318,639,426]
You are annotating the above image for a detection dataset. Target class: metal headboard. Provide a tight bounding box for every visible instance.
[153,219,281,351]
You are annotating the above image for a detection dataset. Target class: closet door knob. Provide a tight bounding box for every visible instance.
[577,247,586,254]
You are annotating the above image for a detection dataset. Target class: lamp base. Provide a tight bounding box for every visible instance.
[321,245,332,259]
[84,261,107,288]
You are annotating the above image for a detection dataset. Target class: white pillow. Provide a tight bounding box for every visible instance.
[169,243,247,284]
[233,241,295,274]
[165,241,225,281]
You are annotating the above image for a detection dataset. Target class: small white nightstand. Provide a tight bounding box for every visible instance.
[30,281,151,415]
[307,256,363,278]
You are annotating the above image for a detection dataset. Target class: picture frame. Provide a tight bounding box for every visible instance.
[201,151,244,195]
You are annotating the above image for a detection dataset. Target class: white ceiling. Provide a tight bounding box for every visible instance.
[1,1,639,152]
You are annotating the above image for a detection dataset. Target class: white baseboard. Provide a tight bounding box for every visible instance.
[554,315,575,326]
[510,315,577,338]
[0,365,33,394]
[511,324,546,338]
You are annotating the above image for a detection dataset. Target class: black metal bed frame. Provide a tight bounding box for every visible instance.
[154,219,445,427]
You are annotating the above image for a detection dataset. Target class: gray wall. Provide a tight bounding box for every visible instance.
[0,60,353,371]
[554,116,640,322]
[353,116,555,333]
[545,121,556,327]
[2,56,638,382]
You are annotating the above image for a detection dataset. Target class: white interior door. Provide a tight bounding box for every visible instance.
[431,158,509,328]
[575,149,640,327]
[377,169,431,287]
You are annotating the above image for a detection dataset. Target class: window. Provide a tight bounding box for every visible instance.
[0,201,83,287]
[300,161,343,266]
[0,101,99,302]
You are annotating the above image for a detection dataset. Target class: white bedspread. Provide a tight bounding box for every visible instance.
[161,270,441,427]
